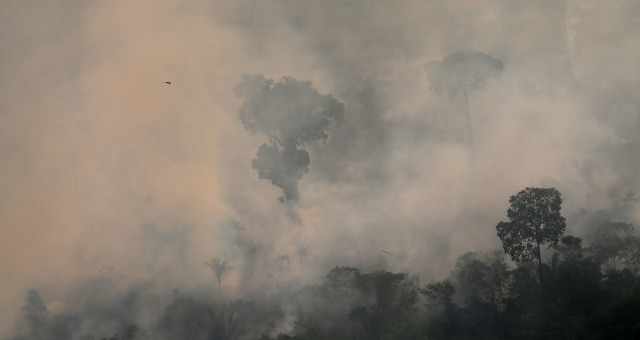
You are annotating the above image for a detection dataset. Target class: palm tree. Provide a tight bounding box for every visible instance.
[205,257,234,296]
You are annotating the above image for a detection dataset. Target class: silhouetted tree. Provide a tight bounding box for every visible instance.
[588,222,640,271]
[206,257,234,297]
[234,74,345,202]
[453,251,510,308]
[425,50,503,144]
[22,289,48,337]
[420,280,459,338]
[348,270,418,340]
[451,251,511,337]
[496,187,566,286]
[325,266,361,291]
[157,295,230,340]
[545,237,604,338]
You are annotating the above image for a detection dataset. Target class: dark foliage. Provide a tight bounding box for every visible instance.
[496,187,566,284]
[9,195,640,340]
[425,50,503,143]
[234,74,344,202]
[425,51,503,99]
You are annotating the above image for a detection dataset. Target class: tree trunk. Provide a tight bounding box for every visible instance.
[536,234,550,325]
[536,239,543,286]
[462,91,473,145]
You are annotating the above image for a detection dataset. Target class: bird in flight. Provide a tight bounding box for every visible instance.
[382,250,391,255]
[165,81,171,85]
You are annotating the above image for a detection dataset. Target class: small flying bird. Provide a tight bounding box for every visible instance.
[165,81,171,85]
[382,250,391,255]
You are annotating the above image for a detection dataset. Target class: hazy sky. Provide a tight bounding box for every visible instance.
[1,0,639,336]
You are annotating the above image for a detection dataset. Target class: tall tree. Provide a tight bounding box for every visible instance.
[347,270,418,340]
[425,50,503,144]
[22,289,48,337]
[420,280,459,338]
[452,251,510,314]
[206,257,234,297]
[234,74,345,202]
[496,187,566,285]
[451,251,511,338]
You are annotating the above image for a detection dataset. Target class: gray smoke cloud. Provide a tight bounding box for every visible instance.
[1,0,639,337]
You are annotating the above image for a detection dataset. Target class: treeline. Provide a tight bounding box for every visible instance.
[10,189,640,339]
[259,189,640,340]
[258,227,640,338]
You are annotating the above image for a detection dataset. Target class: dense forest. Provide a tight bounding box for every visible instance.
[9,188,640,339]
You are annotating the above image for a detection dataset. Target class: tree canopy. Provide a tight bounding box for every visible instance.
[234,74,344,202]
[234,74,344,148]
[425,50,503,143]
[425,50,503,99]
[496,187,566,283]
[22,289,48,337]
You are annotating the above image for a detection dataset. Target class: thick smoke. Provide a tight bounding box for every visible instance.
[1,0,639,337]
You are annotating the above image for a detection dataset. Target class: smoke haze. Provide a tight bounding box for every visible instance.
[1,0,639,337]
